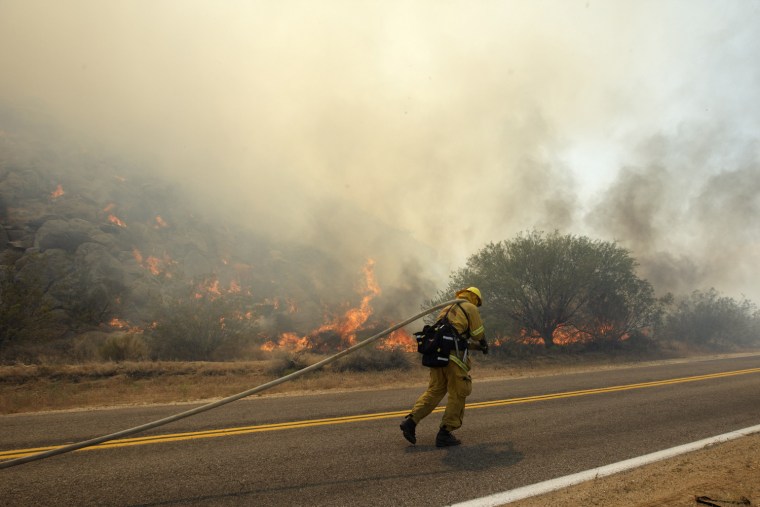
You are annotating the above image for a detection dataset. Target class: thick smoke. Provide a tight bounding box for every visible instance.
[1,1,759,308]
[587,127,760,299]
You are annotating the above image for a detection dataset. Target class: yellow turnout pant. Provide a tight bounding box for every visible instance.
[409,360,472,431]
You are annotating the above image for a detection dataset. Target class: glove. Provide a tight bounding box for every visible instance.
[479,339,489,355]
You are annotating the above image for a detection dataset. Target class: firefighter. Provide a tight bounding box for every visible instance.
[400,287,488,447]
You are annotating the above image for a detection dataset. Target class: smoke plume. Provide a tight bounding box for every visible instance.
[1,0,759,309]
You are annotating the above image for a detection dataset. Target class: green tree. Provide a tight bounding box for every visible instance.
[575,264,660,344]
[660,289,759,349]
[440,231,658,347]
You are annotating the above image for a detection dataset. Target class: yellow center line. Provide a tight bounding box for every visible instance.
[2,366,759,461]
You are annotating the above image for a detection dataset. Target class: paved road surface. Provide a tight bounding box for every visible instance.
[2,355,759,506]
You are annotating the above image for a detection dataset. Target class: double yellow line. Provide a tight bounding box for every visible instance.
[2,367,759,461]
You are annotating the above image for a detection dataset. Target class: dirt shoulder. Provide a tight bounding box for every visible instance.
[509,431,760,507]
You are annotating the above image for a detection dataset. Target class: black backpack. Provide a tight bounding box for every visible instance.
[414,304,469,368]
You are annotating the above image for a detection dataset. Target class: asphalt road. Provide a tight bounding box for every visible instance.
[2,354,760,506]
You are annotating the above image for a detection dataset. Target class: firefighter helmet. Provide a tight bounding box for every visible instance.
[456,287,482,307]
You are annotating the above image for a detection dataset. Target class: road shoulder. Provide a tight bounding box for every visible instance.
[508,432,760,506]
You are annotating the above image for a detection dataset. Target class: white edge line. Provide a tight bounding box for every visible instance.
[449,423,760,507]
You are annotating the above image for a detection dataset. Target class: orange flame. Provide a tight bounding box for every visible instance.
[108,214,127,228]
[132,248,174,276]
[51,184,64,199]
[261,259,383,352]
[552,324,593,345]
[378,329,416,352]
[103,203,116,213]
[518,329,544,345]
[144,256,162,275]
[262,332,312,353]
[208,280,221,296]
[194,277,226,300]
[109,317,130,329]
[318,258,380,347]
[229,309,254,321]
[518,325,594,346]
[154,215,169,228]
[108,318,143,333]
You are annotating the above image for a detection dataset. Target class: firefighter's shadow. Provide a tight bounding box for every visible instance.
[405,441,523,471]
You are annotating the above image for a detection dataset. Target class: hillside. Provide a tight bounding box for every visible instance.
[0,124,420,362]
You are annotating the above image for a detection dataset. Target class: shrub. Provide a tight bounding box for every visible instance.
[149,291,257,361]
[330,348,412,372]
[658,289,760,350]
[71,331,110,361]
[98,333,150,362]
[0,264,59,356]
[264,350,321,377]
[488,336,548,359]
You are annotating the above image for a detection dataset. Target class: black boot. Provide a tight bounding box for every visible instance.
[399,416,416,445]
[435,427,461,447]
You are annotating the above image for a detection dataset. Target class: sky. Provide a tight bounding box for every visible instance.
[1,0,759,303]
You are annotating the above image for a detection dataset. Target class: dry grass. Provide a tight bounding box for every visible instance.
[2,350,758,415]
[0,357,425,414]
[0,361,270,413]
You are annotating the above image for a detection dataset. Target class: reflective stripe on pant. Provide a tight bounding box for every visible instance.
[409,360,472,431]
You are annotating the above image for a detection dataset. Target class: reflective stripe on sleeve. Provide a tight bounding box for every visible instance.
[470,325,484,336]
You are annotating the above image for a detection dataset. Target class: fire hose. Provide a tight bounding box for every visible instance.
[0,298,466,469]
